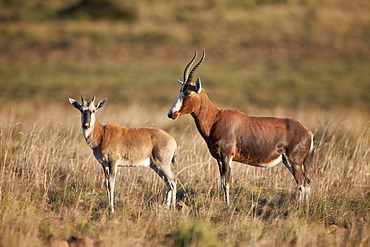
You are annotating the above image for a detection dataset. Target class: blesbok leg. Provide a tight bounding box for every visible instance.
[290,161,311,203]
[149,164,177,209]
[165,177,177,209]
[103,163,118,213]
[217,156,232,205]
[282,154,294,175]
[108,163,118,213]
[103,166,113,212]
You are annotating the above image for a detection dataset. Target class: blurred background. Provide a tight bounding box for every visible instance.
[0,0,369,112]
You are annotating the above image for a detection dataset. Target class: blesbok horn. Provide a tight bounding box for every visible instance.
[186,49,206,84]
[183,50,198,83]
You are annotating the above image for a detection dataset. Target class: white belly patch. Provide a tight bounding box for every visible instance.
[248,155,282,168]
[118,157,151,167]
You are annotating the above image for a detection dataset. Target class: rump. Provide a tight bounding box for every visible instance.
[151,129,178,165]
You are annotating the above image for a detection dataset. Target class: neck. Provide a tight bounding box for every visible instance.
[191,90,220,139]
[82,119,103,148]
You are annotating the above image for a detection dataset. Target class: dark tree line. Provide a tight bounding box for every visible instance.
[57,0,137,21]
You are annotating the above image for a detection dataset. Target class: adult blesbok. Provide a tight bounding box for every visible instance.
[69,95,177,213]
[168,50,313,205]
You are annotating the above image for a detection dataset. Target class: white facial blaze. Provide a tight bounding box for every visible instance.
[168,91,184,116]
[82,113,96,140]
[168,81,187,117]
[81,104,97,140]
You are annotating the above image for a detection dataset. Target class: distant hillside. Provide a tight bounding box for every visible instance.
[0,0,369,63]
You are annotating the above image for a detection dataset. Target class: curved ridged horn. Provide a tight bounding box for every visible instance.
[184,50,197,82]
[186,49,206,84]
[91,95,96,102]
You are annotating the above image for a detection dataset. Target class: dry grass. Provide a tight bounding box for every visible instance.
[0,1,369,245]
[0,101,369,246]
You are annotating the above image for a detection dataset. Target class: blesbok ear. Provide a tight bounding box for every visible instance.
[177,79,184,85]
[69,98,82,111]
[195,78,202,93]
[96,98,107,111]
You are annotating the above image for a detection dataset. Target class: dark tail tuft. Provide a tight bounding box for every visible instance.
[171,149,177,166]
[303,146,315,171]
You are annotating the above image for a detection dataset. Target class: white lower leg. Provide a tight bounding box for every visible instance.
[165,190,172,209]
[298,185,310,202]
[220,175,230,205]
[172,181,177,208]
[165,180,176,209]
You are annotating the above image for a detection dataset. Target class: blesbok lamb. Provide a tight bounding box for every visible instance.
[167,50,313,205]
[69,95,177,213]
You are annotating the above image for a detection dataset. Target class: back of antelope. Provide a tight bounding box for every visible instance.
[69,95,177,213]
[168,50,313,205]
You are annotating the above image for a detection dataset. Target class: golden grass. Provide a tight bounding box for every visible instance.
[0,101,369,246]
[0,1,369,245]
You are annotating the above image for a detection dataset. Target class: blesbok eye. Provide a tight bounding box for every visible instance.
[184,91,192,96]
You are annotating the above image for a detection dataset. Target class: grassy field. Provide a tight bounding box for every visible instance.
[0,102,369,246]
[0,0,370,246]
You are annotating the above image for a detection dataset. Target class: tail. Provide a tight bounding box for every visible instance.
[303,137,315,171]
[171,147,177,166]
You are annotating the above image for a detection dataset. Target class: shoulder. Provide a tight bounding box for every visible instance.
[219,108,249,120]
